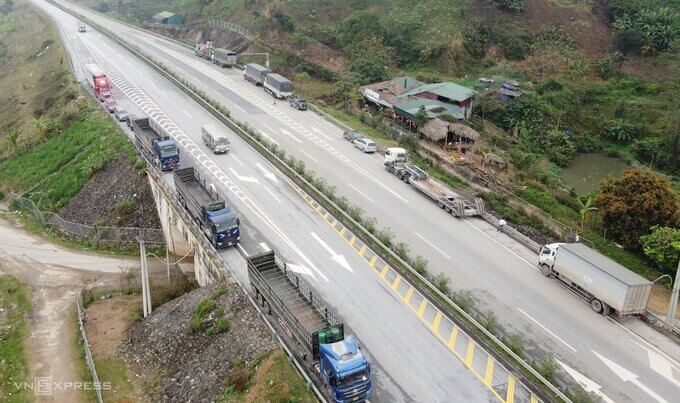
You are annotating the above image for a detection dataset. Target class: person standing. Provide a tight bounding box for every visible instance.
[498,218,506,233]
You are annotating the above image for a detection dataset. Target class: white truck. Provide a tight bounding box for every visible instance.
[538,243,652,317]
[212,48,237,67]
[384,147,484,217]
[263,73,294,99]
[243,63,270,86]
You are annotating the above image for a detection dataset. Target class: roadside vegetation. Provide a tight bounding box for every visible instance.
[0,275,31,403]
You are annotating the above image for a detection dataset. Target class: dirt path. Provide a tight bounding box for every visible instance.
[0,214,139,401]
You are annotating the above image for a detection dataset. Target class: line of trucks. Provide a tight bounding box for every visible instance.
[194,41,238,67]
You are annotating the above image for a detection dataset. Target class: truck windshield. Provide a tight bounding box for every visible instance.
[215,219,238,233]
[337,369,369,387]
[160,147,178,158]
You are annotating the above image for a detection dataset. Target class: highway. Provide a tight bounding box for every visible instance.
[39,1,680,402]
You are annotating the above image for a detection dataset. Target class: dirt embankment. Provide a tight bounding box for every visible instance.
[122,281,277,401]
[58,156,161,229]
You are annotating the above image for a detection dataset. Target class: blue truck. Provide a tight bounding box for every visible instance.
[132,117,179,170]
[173,167,240,249]
[247,252,372,402]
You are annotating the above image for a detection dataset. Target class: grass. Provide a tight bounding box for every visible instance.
[320,105,399,148]
[95,356,136,401]
[70,309,98,403]
[0,275,31,403]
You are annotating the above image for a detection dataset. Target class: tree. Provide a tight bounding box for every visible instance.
[595,168,679,249]
[577,196,598,229]
[294,71,310,95]
[640,226,680,274]
[414,105,428,128]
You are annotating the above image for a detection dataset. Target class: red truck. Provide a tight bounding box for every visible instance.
[84,63,111,101]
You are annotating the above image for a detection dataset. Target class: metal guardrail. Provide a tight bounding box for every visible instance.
[209,19,254,41]
[76,294,104,403]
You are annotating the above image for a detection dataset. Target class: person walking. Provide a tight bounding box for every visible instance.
[498,218,506,234]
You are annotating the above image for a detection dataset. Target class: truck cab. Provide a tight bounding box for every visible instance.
[153,138,179,170]
[384,147,407,166]
[204,204,240,248]
[538,243,560,273]
[318,336,372,402]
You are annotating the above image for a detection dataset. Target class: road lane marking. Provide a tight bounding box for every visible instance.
[231,153,244,166]
[311,127,333,141]
[631,340,680,389]
[228,167,259,184]
[299,149,318,162]
[594,350,669,403]
[310,232,353,273]
[263,185,282,203]
[607,317,680,370]
[258,130,279,146]
[464,221,538,269]
[415,232,451,259]
[280,128,303,143]
[182,109,191,118]
[259,242,271,251]
[518,308,577,352]
[348,183,374,203]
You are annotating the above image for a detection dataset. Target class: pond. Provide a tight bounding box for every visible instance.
[560,153,629,195]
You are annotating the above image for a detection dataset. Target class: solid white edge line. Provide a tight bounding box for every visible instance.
[414,232,451,260]
[347,183,374,203]
[518,308,577,353]
[299,149,318,162]
[464,220,539,270]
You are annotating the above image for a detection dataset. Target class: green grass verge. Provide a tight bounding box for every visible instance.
[0,275,31,403]
[71,310,98,403]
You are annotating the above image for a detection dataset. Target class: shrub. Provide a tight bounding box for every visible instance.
[214,317,230,334]
[432,273,451,295]
[211,285,229,300]
[505,332,525,357]
[393,242,410,260]
[480,312,499,335]
[639,226,680,274]
[411,256,428,275]
[111,199,135,215]
[535,357,558,383]
[452,290,474,312]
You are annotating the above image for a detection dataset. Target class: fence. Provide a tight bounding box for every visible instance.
[9,193,165,247]
[76,294,104,403]
[209,19,254,41]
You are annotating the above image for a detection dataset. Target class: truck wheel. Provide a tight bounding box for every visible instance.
[397,171,404,180]
[590,298,604,314]
[438,201,445,209]
[540,264,551,277]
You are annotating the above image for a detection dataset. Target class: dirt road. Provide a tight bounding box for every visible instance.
[0,214,140,402]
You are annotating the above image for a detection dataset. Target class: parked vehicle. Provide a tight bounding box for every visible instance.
[131,117,180,170]
[114,107,129,122]
[126,114,137,129]
[247,251,372,402]
[77,22,86,32]
[538,243,652,316]
[384,147,485,217]
[201,124,230,154]
[263,73,293,99]
[103,97,117,113]
[343,130,362,142]
[211,48,237,67]
[84,63,111,101]
[353,137,378,153]
[174,167,240,249]
[243,63,270,86]
[194,41,214,59]
[289,97,308,110]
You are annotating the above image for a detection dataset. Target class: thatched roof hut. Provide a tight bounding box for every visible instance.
[421,118,450,141]
[450,123,480,141]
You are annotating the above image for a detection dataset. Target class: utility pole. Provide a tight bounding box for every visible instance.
[138,236,152,317]
[666,259,680,326]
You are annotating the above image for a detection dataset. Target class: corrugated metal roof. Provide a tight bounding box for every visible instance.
[153,11,177,20]
[561,243,652,286]
[391,76,424,91]
[394,98,465,120]
[403,82,477,102]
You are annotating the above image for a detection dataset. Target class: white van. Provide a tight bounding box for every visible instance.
[201,124,230,154]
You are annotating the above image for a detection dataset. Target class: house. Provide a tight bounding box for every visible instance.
[359,76,423,108]
[392,98,465,132]
[401,82,477,118]
[498,81,523,102]
[152,11,183,26]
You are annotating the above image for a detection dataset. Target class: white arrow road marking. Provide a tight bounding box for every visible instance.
[593,350,669,403]
[632,340,680,389]
[517,308,576,352]
[256,163,279,183]
[228,167,259,184]
[287,263,315,278]
[280,128,303,143]
[556,359,615,403]
[310,232,353,273]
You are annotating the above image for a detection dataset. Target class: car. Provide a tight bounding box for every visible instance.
[289,97,308,110]
[103,97,117,113]
[353,137,378,153]
[343,130,362,142]
[114,107,129,122]
[126,114,137,129]
[77,23,86,33]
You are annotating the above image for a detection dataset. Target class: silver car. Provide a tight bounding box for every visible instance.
[352,137,378,153]
[114,107,129,122]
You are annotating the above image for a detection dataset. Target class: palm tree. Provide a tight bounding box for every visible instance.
[577,196,598,229]
[32,118,47,141]
[5,128,22,153]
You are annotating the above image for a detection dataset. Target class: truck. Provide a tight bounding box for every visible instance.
[538,243,653,317]
[247,251,372,402]
[174,167,240,249]
[84,63,111,101]
[194,41,214,59]
[263,73,294,99]
[383,147,485,217]
[77,22,86,32]
[212,48,237,67]
[131,117,180,171]
[243,63,270,86]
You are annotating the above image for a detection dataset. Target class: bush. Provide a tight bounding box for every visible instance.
[211,285,229,300]
[214,317,230,334]
[535,357,558,383]
[505,332,525,357]
[411,256,428,275]
[452,290,474,312]
[640,226,680,274]
[377,227,394,247]
[393,242,410,260]
[432,273,451,295]
[111,199,135,215]
[570,130,603,153]
[480,312,499,335]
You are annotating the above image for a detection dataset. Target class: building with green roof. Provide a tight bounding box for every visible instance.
[402,82,477,118]
[152,11,183,26]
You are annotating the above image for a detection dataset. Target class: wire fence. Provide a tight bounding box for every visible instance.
[76,294,104,403]
[9,193,165,248]
[209,19,254,41]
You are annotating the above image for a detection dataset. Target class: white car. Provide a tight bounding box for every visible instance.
[353,137,378,153]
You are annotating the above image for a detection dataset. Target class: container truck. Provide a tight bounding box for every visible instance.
[263,73,294,99]
[84,63,111,101]
[384,147,485,217]
[243,63,270,86]
[174,167,240,249]
[247,251,372,402]
[212,48,237,67]
[194,41,214,59]
[538,243,652,316]
[131,117,180,171]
